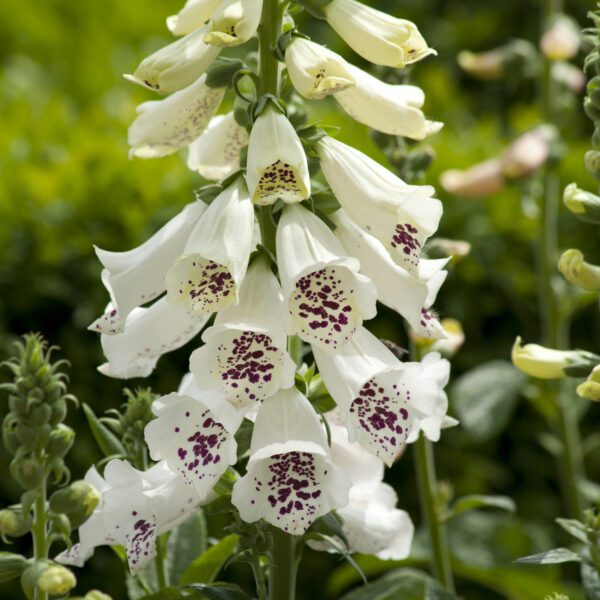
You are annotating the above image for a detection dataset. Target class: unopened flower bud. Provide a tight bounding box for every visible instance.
[426,238,471,260]
[30,403,51,426]
[577,365,600,402]
[558,249,600,291]
[11,457,44,490]
[585,150,600,178]
[49,399,67,426]
[457,49,504,80]
[3,413,20,454]
[512,337,600,379]
[85,592,113,600]
[501,125,555,179]
[540,15,580,61]
[563,184,600,224]
[552,61,585,94]
[430,319,465,358]
[0,509,32,537]
[439,159,504,198]
[458,40,538,80]
[585,97,600,122]
[46,424,75,458]
[50,480,100,517]
[37,564,77,596]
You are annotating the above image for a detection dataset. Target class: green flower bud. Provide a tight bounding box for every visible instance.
[9,394,29,417]
[27,387,45,404]
[46,425,74,458]
[84,591,113,600]
[558,249,600,291]
[588,75,600,107]
[37,564,77,596]
[11,458,44,490]
[0,509,32,537]
[585,149,600,178]
[577,365,600,402]
[50,480,100,517]
[48,513,71,538]
[563,183,600,224]
[30,404,52,427]
[16,423,38,449]
[15,376,35,395]
[3,413,20,455]
[49,399,67,426]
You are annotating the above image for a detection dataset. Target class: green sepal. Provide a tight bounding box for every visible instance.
[205,58,246,89]
[195,185,223,206]
[83,403,126,458]
[0,552,29,583]
[292,0,333,19]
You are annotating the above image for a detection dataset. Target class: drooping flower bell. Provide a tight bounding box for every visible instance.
[204,0,263,48]
[245,105,310,205]
[323,0,435,68]
[165,177,255,315]
[189,257,296,409]
[167,0,222,35]
[231,388,350,534]
[275,203,377,350]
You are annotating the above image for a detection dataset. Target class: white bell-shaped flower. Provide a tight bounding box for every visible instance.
[187,112,248,180]
[165,178,255,315]
[128,74,224,158]
[204,0,263,47]
[231,388,350,534]
[284,37,355,99]
[89,201,207,335]
[144,391,241,496]
[189,257,296,409]
[98,297,210,379]
[314,327,449,465]
[275,203,376,350]
[167,0,222,36]
[334,64,442,140]
[245,106,310,206]
[124,28,221,94]
[56,461,203,574]
[324,0,435,68]
[317,137,442,274]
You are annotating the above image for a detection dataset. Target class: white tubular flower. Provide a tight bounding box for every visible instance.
[417,258,450,340]
[187,112,248,180]
[324,0,435,68]
[165,178,255,315]
[231,388,350,535]
[276,203,377,350]
[204,0,263,47]
[284,37,355,99]
[124,28,221,94]
[405,352,457,443]
[98,297,210,379]
[317,137,442,274]
[245,106,310,206]
[128,74,225,159]
[144,391,241,496]
[89,201,207,335]
[167,0,222,36]
[334,64,442,140]
[56,461,203,574]
[189,258,296,409]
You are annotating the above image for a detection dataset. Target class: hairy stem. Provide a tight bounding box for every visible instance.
[32,450,48,600]
[268,525,300,600]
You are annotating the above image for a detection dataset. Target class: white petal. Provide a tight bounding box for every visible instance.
[204,0,263,47]
[125,27,221,94]
[89,202,206,335]
[276,204,377,350]
[145,393,239,496]
[165,178,255,314]
[245,106,310,205]
[187,112,248,180]
[318,137,442,274]
[128,74,225,158]
[334,64,441,140]
[324,0,435,68]
[167,0,222,35]
[98,297,209,379]
[284,37,355,99]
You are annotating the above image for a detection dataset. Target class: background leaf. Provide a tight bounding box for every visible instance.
[180,535,239,586]
[168,512,208,586]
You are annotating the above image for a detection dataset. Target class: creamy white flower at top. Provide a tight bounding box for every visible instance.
[284,37,355,99]
[98,297,210,379]
[245,106,310,206]
[89,201,206,335]
[165,178,255,315]
[231,388,350,535]
[167,0,222,35]
[128,74,224,159]
[144,391,241,496]
[324,0,435,68]
[276,203,377,351]
[190,257,296,409]
[334,64,442,140]
[317,137,442,274]
[187,112,248,180]
[56,461,203,574]
[204,0,262,47]
[124,27,221,94]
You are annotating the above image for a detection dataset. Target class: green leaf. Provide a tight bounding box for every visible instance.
[234,419,253,460]
[184,583,252,600]
[556,518,589,543]
[138,588,185,600]
[0,552,28,582]
[516,548,582,564]
[447,494,516,519]
[179,534,239,586]
[83,402,126,457]
[451,361,525,443]
[309,512,349,548]
[339,568,457,600]
[581,562,600,599]
[168,512,208,586]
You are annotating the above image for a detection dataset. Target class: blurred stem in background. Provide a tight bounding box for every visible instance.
[537,0,585,518]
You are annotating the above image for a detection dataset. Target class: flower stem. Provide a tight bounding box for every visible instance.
[251,555,268,600]
[268,525,300,600]
[32,450,48,600]
[155,533,169,591]
[414,434,455,593]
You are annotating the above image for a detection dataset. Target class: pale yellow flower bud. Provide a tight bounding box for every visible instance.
[37,565,77,596]
[540,15,580,61]
[577,365,600,402]
[563,183,600,224]
[85,591,113,600]
[558,249,600,292]
[439,159,504,198]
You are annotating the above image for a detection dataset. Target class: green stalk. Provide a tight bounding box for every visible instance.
[155,533,169,591]
[32,451,48,600]
[268,525,301,600]
[537,0,585,518]
[251,555,269,600]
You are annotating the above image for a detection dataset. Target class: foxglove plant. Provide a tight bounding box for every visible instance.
[78,0,457,597]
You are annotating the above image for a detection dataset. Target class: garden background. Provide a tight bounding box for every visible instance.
[0,0,599,598]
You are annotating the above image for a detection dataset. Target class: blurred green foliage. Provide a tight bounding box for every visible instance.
[1,0,599,598]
